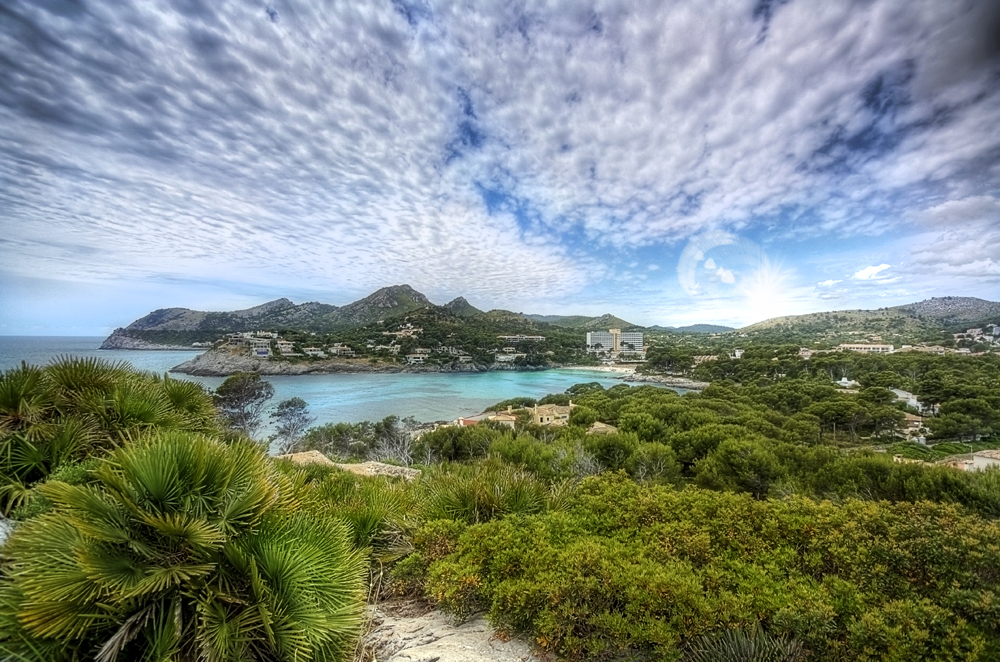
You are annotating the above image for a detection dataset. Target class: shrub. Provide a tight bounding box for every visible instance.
[0,431,365,662]
[422,475,999,661]
[421,460,550,525]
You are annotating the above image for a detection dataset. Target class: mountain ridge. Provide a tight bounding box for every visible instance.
[102,289,1000,350]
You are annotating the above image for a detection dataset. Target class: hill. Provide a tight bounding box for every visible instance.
[740,296,1000,344]
[525,313,636,330]
[101,285,434,348]
[443,296,483,317]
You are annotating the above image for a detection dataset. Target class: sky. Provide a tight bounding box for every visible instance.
[1,0,999,334]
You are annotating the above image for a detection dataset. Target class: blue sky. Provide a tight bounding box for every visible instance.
[1,0,999,334]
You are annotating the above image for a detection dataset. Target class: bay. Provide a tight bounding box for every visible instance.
[0,337,646,426]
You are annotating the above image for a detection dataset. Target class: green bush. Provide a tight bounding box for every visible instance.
[0,359,218,515]
[421,460,551,524]
[0,431,365,662]
[423,474,999,661]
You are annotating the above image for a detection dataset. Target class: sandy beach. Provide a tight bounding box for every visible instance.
[561,365,637,374]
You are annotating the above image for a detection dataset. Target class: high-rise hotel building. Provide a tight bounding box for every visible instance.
[586,329,644,355]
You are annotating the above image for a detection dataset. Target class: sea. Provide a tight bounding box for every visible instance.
[0,336,653,427]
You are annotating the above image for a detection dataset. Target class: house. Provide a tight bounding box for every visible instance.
[730,349,745,359]
[405,354,425,364]
[487,412,518,430]
[972,450,1000,471]
[942,451,1000,472]
[457,355,474,363]
[497,334,546,342]
[450,407,520,430]
[302,347,326,357]
[838,343,894,354]
[532,402,575,426]
[275,340,296,355]
[329,343,355,356]
[248,337,271,358]
[890,389,923,411]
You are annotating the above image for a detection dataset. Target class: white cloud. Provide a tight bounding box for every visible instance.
[0,0,998,320]
[817,279,841,287]
[854,264,891,280]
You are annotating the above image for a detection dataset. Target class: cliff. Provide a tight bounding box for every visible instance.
[100,329,198,350]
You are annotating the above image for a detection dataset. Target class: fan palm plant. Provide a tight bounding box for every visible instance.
[1,359,222,515]
[0,431,365,662]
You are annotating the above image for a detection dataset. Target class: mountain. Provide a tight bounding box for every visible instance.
[524,313,636,330]
[444,296,484,317]
[101,285,431,349]
[321,284,430,328]
[740,296,1000,340]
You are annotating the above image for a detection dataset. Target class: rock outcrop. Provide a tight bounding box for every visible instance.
[100,329,196,350]
[620,373,709,390]
[358,600,541,662]
[275,452,421,481]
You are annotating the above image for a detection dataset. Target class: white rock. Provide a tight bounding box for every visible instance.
[359,602,541,662]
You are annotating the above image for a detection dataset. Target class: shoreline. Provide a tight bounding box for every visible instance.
[170,349,560,377]
[560,365,637,374]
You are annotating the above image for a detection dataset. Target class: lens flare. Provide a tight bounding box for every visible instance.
[677,231,789,321]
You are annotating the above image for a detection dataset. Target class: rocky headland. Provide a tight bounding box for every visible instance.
[100,329,196,350]
[170,348,550,377]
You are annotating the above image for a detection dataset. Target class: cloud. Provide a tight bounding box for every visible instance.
[817,279,840,287]
[0,0,998,321]
[854,264,891,280]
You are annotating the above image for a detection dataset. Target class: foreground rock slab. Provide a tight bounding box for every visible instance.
[274,451,421,480]
[359,601,542,662]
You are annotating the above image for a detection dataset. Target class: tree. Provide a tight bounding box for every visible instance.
[270,397,315,454]
[695,437,786,499]
[0,432,364,662]
[213,372,274,437]
[371,415,420,466]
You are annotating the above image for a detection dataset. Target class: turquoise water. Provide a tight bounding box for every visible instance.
[0,337,641,425]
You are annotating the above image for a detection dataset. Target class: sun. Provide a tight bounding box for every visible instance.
[676,231,791,323]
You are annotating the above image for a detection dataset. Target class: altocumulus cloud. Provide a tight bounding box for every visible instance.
[0,0,999,318]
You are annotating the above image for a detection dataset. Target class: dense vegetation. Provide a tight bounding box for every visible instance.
[3,354,1000,661]
[276,305,599,366]
[0,359,367,661]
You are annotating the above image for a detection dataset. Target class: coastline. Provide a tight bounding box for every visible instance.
[170,349,556,377]
[560,365,636,374]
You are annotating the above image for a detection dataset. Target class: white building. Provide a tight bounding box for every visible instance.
[586,329,644,356]
[838,343,894,354]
